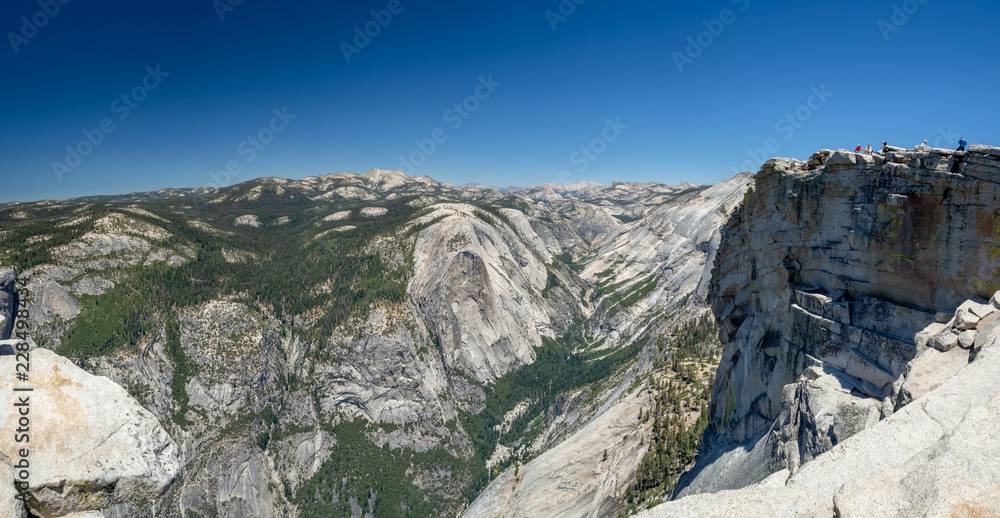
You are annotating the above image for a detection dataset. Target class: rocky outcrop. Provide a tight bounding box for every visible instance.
[409,203,581,382]
[0,346,179,516]
[658,145,1000,513]
[676,146,1000,497]
[637,470,832,518]
[642,317,1000,517]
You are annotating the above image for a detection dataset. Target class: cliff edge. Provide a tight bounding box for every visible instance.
[0,269,180,517]
[652,144,1000,516]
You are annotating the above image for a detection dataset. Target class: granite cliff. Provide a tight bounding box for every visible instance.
[642,144,1000,516]
[0,171,749,516]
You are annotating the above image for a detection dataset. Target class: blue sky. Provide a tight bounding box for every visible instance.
[1,0,998,203]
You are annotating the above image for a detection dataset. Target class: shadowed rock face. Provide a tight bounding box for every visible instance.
[641,319,1000,518]
[0,268,14,340]
[672,145,1000,502]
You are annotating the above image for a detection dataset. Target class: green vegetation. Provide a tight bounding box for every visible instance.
[0,204,97,271]
[446,231,471,251]
[595,267,616,280]
[613,214,642,224]
[670,313,719,358]
[603,274,658,315]
[471,205,513,230]
[620,314,720,515]
[553,252,585,273]
[459,334,645,501]
[293,419,472,517]
[165,317,196,427]
[46,190,436,358]
[542,267,560,297]
[60,276,157,359]
[553,252,573,264]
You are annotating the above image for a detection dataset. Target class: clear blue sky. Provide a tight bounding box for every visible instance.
[2,0,998,203]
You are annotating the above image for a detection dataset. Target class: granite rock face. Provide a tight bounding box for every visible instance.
[409,203,563,383]
[464,385,653,518]
[641,145,1000,516]
[676,147,1000,497]
[0,453,28,518]
[0,347,179,517]
[0,170,749,516]
[461,175,753,518]
[636,470,831,518]
[643,326,1000,517]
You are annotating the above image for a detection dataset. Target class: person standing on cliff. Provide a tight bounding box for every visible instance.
[957,137,967,152]
[855,145,862,153]
[865,144,872,154]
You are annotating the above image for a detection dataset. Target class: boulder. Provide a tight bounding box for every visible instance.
[897,346,970,405]
[975,312,1000,351]
[958,329,976,349]
[954,299,991,330]
[991,290,1000,309]
[0,347,179,516]
[0,452,28,518]
[927,327,959,352]
[914,322,946,350]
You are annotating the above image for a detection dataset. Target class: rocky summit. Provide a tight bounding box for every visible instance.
[641,144,1000,516]
[3,144,1000,517]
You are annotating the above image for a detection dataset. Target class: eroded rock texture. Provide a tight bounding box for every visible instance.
[0,346,179,517]
[664,145,1000,515]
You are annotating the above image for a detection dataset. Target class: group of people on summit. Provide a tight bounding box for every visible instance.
[854,137,968,154]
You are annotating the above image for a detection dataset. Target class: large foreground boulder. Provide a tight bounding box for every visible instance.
[0,346,179,516]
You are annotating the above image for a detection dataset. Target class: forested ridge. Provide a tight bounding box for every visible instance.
[0,176,723,517]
